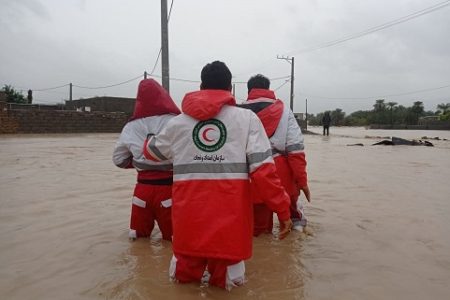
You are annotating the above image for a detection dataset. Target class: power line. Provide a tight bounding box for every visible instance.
[146,74,291,84]
[73,74,143,89]
[286,0,450,55]
[3,73,288,95]
[299,83,450,100]
[274,79,291,91]
[2,83,69,92]
[150,0,175,75]
[270,75,292,81]
[147,73,198,83]
[235,1,450,77]
[232,75,291,84]
[150,50,162,75]
[33,83,69,91]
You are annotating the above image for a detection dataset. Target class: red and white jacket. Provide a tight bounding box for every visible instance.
[113,79,180,181]
[240,89,308,199]
[143,89,290,261]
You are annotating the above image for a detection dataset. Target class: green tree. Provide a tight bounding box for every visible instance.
[373,99,386,112]
[1,85,27,104]
[331,108,345,126]
[344,110,370,126]
[307,113,323,126]
[437,103,449,113]
[436,103,450,121]
[386,102,397,126]
[371,99,389,124]
[411,101,425,124]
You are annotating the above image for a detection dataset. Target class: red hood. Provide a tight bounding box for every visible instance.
[247,88,276,101]
[129,79,181,121]
[181,90,236,120]
[247,89,283,137]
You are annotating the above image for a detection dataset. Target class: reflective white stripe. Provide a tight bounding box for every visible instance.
[288,149,305,154]
[133,160,173,171]
[169,255,178,280]
[226,261,245,291]
[116,157,132,168]
[248,156,273,173]
[270,104,289,152]
[129,229,137,239]
[174,163,248,174]
[148,136,169,161]
[161,198,172,208]
[132,196,146,208]
[286,143,305,152]
[247,149,272,165]
[174,173,248,181]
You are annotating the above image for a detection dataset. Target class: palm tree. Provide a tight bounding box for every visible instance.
[387,102,397,126]
[411,101,424,125]
[437,103,450,114]
[373,99,386,112]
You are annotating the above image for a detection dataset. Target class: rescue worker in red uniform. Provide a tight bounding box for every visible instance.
[143,61,292,290]
[113,79,180,240]
[239,74,311,235]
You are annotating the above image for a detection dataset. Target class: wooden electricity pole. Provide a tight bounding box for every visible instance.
[277,55,295,111]
[161,0,170,92]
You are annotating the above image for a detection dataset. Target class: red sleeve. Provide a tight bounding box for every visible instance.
[250,163,290,221]
[287,152,308,188]
[124,159,134,169]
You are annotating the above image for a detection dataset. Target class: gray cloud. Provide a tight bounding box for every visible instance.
[0,0,449,113]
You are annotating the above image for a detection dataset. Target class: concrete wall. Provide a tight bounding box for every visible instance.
[5,102,65,111]
[65,97,135,115]
[0,101,128,134]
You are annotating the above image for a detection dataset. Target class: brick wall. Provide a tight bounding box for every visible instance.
[0,91,6,102]
[0,102,128,134]
[0,102,20,133]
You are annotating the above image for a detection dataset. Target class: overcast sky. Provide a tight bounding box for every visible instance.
[1,0,449,114]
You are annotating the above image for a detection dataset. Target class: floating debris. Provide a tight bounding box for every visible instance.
[421,136,447,141]
[372,137,434,146]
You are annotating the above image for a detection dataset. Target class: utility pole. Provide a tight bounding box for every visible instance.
[161,0,170,92]
[277,55,295,111]
[305,98,308,131]
[69,83,72,101]
[232,83,236,97]
[144,71,148,79]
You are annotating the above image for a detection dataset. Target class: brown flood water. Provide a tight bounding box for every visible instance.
[1,127,449,299]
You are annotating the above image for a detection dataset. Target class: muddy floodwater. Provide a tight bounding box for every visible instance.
[1,127,449,299]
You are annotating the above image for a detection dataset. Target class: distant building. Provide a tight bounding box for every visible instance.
[293,112,307,132]
[293,112,305,121]
[65,96,135,115]
[418,115,441,125]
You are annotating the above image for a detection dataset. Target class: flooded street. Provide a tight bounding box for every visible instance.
[1,128,450,299]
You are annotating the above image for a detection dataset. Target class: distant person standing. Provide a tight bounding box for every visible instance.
[322,111,331,136]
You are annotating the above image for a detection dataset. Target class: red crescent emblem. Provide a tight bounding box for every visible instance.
[202,128,215,142]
